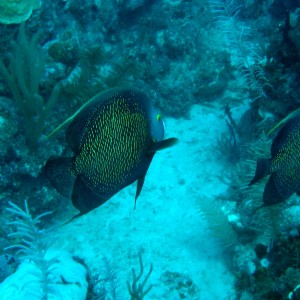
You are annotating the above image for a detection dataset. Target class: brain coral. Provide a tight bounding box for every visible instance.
[0,0,41,24]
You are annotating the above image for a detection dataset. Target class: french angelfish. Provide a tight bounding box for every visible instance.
[249,108,300,206]
[45,88,178,218]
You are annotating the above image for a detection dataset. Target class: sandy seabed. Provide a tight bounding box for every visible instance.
[52,104,238,300]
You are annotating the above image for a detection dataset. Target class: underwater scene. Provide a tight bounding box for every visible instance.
[0,0,300,299]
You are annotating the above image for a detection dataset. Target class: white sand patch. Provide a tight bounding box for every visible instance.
[51,104,238,299]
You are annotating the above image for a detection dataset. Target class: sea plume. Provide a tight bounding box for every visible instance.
[4,200,54,299]
[209,0,271,99]
[2,201,89,300]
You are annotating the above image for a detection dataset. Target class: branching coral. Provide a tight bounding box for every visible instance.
[127,253,153,300]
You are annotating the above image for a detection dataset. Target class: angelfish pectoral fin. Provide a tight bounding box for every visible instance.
[134,175,146,209]
[148,137,179,153]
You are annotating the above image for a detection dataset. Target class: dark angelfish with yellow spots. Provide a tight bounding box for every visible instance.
[249,108,300,206]
[45,88,178,219]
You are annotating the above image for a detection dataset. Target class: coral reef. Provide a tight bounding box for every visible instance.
[0,0,41,24]
[0,0,300,299]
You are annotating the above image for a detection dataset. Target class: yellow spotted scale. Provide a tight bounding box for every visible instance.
[45,88,178,220]
[249,108,300,206]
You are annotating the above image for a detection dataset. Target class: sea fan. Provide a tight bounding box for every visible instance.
[197,196,238,252]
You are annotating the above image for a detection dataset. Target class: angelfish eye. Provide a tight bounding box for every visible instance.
[156,114,162,122]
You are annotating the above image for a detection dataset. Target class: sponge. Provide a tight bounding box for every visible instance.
[0,0,41,24]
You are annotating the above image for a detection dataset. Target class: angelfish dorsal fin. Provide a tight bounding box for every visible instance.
[268,107,300,135]
[46,93,102,138]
